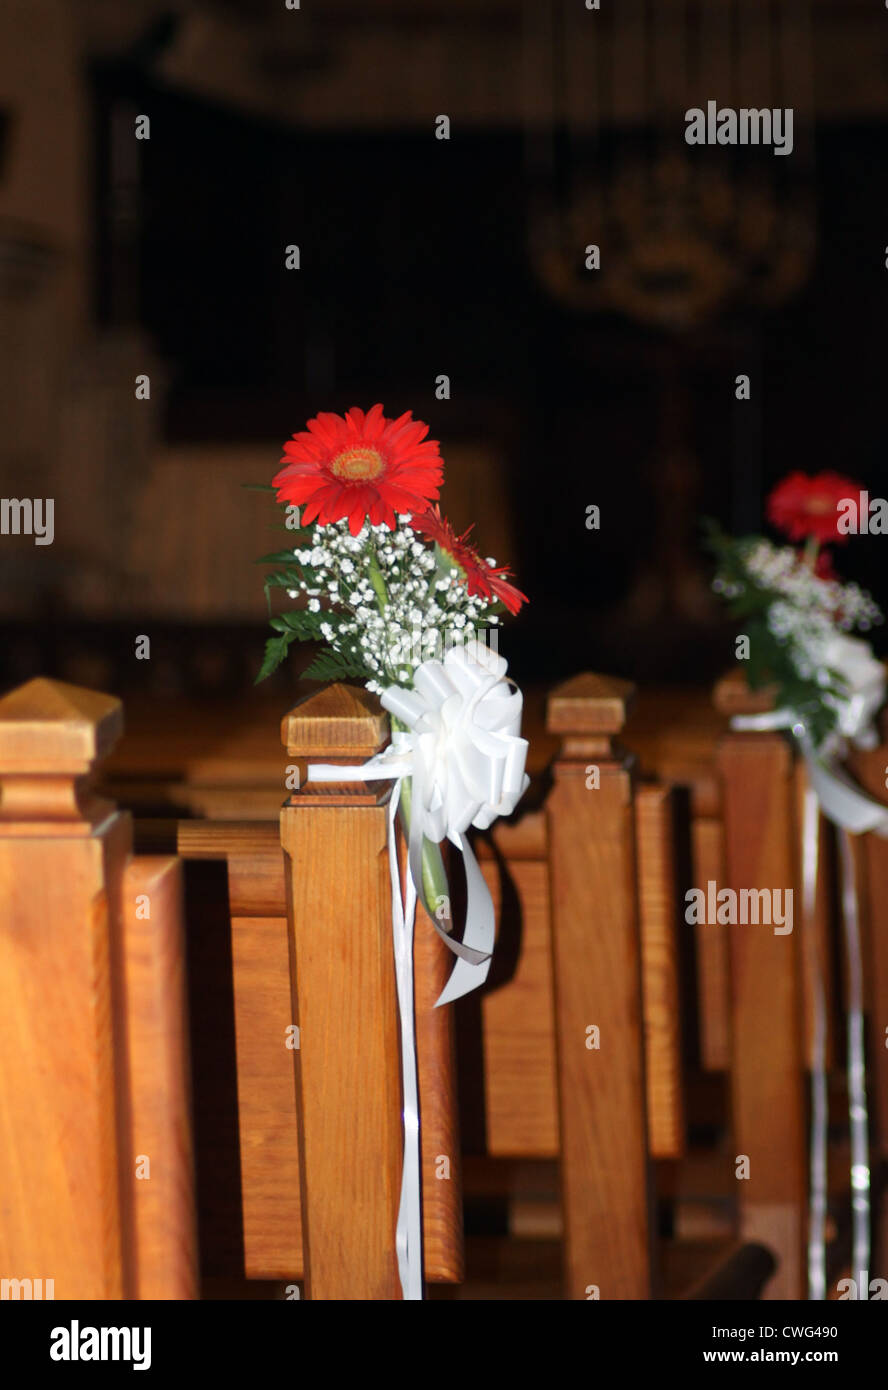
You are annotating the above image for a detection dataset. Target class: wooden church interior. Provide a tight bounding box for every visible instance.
[2,0,888,1300]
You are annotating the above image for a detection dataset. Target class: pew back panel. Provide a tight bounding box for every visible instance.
[120,856,197,1299]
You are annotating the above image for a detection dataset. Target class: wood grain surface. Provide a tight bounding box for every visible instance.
[120,855,198,1298]
[717,728,806,1300]
[635,783,684,1160]
[545,674,653,1299]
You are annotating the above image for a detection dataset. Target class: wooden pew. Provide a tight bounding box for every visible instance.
[0,678,197,1299]
[0,677,463,1299]
[0,672,741,1300]
[165,674,687,1299]
[178,691,463,1296]
[122,667,888,1299]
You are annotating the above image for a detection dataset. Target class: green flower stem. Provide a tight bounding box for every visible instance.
[803,536,820,572]
[390,714,450,921]
[367,546,389,612]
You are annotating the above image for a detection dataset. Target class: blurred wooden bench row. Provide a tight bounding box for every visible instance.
[1,670,885,1297]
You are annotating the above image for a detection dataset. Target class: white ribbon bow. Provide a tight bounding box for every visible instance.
[730,645,887,1300]
[731,641,888,834]
[381,640,530,1003]
[821,633,886,751]
[305,641,529,1299]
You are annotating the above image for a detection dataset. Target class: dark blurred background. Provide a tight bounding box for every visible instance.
[2,0,887,702]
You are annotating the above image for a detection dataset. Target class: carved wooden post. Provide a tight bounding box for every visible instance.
[280,682,463,1299]
[0,678,133,1298]
[280,683,399,1300]
[545,673,654,1300]
[714,672,806,1300]
[0,677,197,1300]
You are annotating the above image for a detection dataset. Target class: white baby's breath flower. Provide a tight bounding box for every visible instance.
[727,539,883,693]
[273,514,502,690]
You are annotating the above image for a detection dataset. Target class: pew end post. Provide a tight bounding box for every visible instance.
[545,672,655,1299]
[0,677,196,1300]
[713,670,807,1300]
[279,681,463,1300]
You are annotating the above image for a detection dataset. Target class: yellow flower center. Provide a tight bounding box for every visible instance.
[330,446,385,482]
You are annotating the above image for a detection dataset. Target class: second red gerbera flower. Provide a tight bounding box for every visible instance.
[273,404,443,536]
[766,470,861,546]
[411,506,527,616]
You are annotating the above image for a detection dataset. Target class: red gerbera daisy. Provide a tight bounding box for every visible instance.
[766,470,861,546]
[273,404,443,537]
[411,506,527,616]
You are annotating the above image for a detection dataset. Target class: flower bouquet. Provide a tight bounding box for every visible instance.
[254,402,529,958]
[705,470,883,751]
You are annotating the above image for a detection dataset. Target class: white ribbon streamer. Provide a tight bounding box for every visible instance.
[305,642,530,1299]
[800,784,827,1302]
[838,828,872,1301]
[730,651,887,1299]
[386,781,422,1301]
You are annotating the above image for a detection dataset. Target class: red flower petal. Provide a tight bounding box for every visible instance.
[273,405,443,534]
[411,505,526,614]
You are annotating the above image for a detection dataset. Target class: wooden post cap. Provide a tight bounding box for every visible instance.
[0,677,123,774]
[712,669,780,718]
[546,672,636,737]
[281,682,389,760]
